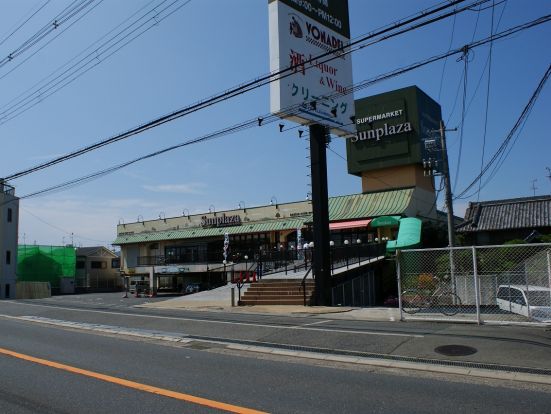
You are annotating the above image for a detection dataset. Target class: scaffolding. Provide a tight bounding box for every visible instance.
[17,245,76,289]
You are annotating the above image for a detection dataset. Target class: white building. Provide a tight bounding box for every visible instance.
[0,181,18,299]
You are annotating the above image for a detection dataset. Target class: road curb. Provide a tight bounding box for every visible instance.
[7,314,551,386]
[220,342,551,385]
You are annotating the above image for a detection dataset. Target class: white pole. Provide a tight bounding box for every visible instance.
[396,250,404,321]
[472,246,481,325]
[547,250,551,306]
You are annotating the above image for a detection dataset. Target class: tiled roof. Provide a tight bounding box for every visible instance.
[328,189,413,221]
[76,246,117,258]
[113,189,414,245]
[457,195,551,233]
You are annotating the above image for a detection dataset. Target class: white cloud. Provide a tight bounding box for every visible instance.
[142,182,206,194]
[18,196,167,247]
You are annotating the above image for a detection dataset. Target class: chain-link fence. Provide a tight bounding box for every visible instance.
[397,244,551,325]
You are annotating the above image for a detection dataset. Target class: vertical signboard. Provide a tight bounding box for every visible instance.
[268,0,354,136]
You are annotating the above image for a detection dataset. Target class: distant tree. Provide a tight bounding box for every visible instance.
[421,221,448,248]
[536,234,551,243]
[503,239,526,245]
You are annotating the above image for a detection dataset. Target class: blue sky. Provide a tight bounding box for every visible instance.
[1,0,549,247]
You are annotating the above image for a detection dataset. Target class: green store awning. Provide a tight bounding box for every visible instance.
[386,217,422,253]
[370,215,402,228]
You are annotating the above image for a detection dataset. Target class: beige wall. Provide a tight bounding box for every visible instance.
[404,187,438,221]
[361,164,435,193]
[117,201,312,236]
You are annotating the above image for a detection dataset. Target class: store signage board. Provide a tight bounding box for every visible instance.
[268,0,355,137]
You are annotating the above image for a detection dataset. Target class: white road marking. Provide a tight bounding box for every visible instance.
[0,301,423,338]
[298,320,332,327]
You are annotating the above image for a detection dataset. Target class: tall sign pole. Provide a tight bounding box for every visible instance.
[309,124,331,305]
[269,0,354,306]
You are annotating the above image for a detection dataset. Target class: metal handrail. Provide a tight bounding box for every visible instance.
[234,261,259,304]
[301,267,313,306]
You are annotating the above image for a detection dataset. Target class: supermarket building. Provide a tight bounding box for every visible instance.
[114,86,446,294]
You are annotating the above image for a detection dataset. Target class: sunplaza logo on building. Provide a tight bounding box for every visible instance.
[201,214,242,228]
[351,109,412,143]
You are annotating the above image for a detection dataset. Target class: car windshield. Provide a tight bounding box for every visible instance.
[527,291,551,306]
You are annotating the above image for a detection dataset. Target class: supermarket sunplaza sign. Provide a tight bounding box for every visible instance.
[351,109,413,142]
[268,0,354,136]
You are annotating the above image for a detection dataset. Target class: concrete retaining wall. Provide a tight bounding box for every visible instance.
[16,281,51,299]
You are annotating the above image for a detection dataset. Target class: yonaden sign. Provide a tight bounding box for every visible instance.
[268,0,354,136]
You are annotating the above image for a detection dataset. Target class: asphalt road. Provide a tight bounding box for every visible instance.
[1,293,551,371]
[1,315,551,414]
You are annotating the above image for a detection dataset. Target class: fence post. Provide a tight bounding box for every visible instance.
[472,246,481,325]
[396,250,404,321]
[526,269,532,321]
[547,250,551,304]
[449,246,456,296]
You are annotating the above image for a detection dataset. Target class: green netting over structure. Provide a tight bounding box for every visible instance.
[17,245,76,288]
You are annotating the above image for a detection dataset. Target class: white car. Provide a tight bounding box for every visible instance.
[496,285,551,322]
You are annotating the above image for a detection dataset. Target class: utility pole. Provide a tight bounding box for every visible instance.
[436,120,457,297]
[530,179,538,196]
[439,120,456,248]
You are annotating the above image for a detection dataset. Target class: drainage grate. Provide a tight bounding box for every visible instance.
[189,334,551,377]
[187,341,213,351]
[434,345,478,357]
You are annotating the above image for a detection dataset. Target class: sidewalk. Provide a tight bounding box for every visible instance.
[139,284,401,320]
[20,290,551,386]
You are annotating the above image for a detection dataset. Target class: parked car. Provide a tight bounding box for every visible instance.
[185,283,202,294]
[129,280,149,294]
[496,285,551,322]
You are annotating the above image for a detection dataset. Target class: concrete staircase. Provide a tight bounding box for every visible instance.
[239,279,315,305]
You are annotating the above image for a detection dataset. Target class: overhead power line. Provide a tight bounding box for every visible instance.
[3,0,489,181]
[11,15,549,202]
[345,15,549,97]
[437,12,457,101]
[0,0,51,49]
[446,0,507,125]
[0,0,104,82]
[476,0,497,201]
[21,206,112,245]
[0,0,98,70]
[454,63,551,200]
[453,46,471,191]
[0,0,192,125]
